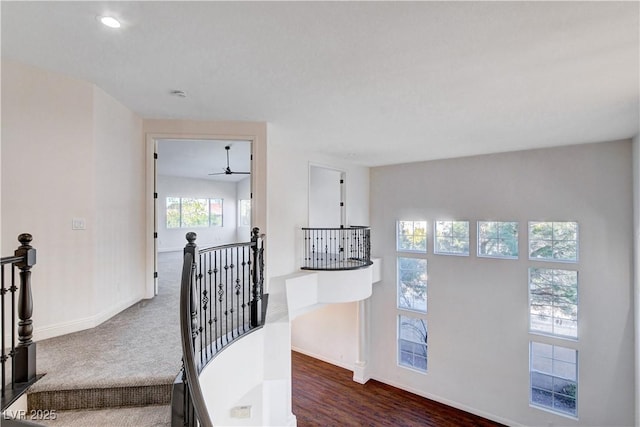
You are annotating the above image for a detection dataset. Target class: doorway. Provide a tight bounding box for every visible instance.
[153,139,252,295]
[308,164,345,228]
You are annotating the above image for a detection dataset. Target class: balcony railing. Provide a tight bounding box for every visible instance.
[302,226,372,271]
[172,228,266,427]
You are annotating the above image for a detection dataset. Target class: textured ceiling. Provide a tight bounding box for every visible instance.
[2,1,638,166]
[157,139,251,182]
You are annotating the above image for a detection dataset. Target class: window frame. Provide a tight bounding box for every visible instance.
[165,196,224,229]
[529,341,578,418]
[209,198,224,227]
[396,220,428,253]
[398,314,428,373]
[477,220,519,260]
[528,268,578,340]
[528,221,579,263]
[397,256,428,313]
[434,220,470,256]
[239,199,251,227]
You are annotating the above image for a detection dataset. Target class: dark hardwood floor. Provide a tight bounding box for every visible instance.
[292,351,505,427]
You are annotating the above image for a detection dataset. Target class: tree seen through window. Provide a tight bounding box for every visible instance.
[166,197,224,229]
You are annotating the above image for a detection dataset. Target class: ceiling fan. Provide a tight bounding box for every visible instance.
[208,145,250,176]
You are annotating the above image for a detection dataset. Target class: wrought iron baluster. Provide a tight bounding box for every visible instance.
[197,253,204,369]
[10,265,16,389]
[1,265,5,398]
[234,246,240,335]
[241,247,247,332]
[201,253,207,361]
[224,248,230,343]
[206,252,213,358]
[213,250,219,351]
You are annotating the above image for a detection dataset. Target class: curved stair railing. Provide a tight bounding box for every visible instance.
[172,228,266,427]
[302,226,372,270]
[1,234,41,416]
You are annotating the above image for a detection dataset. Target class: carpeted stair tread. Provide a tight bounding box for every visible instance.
[29,252,183,412]
[35,404,171,427]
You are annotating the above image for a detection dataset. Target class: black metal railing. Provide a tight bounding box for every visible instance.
[302,226,372,270]
[172,228,266,427]
[1,234,40,412]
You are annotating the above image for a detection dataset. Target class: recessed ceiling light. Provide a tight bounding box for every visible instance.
[98,16,121,29]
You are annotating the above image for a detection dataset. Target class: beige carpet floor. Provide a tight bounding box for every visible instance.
[36,404,171,427]
[28,251,183,404]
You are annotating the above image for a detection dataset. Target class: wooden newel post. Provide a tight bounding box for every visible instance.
[184,232,197,259]
[14,233,36,383]
[250,227,263,328]
[184,232,199,343]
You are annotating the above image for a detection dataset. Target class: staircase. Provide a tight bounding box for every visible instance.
[22,251,184,426]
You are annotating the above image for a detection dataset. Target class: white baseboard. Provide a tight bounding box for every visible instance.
[369,374,522,427]
[352,361,371,384]
[32,293,144,341]
[291,346,354,372]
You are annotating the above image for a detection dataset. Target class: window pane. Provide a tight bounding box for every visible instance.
[529,268,578,338]
[530,342,577,417]
[166,197,181,229]
[398,315,427,372]
[478,221,518,259]
[210,198,223,226]
[397,257,427,312]
[434,221,469,256]
[397,220,427,252]
[182,198,209,228]
[529,221,578,262]
[239,199,251,227]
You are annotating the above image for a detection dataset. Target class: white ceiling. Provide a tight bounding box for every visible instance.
[2,1,638,167]
[157,139,251,182]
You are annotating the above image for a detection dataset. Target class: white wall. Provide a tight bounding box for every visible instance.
[157,175,238,250]
[291,302,357,370]
[369,141,634,426]
[93,86,146,323]
[266,128,370,372]
[1,61,145,340]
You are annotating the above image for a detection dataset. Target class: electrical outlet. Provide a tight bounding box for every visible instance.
[230,405,251,419]
[72,218,86,230]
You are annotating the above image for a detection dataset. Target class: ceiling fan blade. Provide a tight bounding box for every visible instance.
[208,145,249,176]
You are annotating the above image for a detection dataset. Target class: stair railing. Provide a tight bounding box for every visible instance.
[1,234,38,412]
[172,227,266,427]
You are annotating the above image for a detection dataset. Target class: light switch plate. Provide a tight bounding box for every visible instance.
[72,218,86,230]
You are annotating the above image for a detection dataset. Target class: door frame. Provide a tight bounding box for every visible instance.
[145,132,261,298]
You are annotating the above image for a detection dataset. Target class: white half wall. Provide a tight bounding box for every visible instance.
[369,140,634,427]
